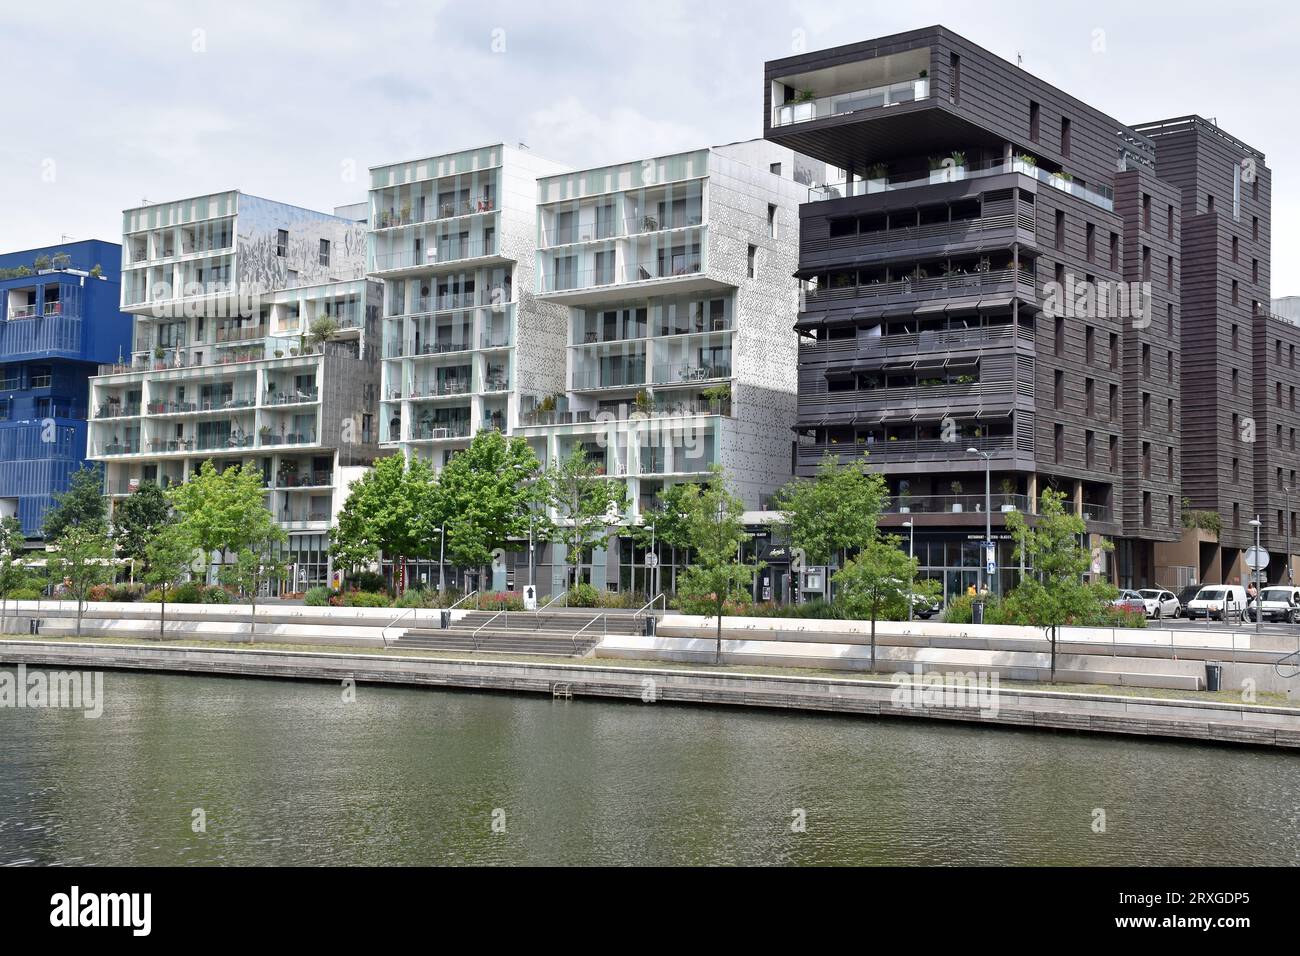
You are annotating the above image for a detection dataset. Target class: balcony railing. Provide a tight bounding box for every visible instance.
[651,361,731,385]
[623,214,704,236]
[409,421,471,440]
[277,471,333,488]
[773,77,929,128]
[95,402,143,419]
[409,380,471,398]
[146,396,256,414]
[280,508,331,524]
[518,398,730,427]
[97,440,142,456]
[809,156,1115,213]
[259,431,317,447]
[265,388,319,406]
[572,367,647,390]
[798,435,1024,462]
[373,195,495,229]
[886,494,1031,515]
[804,268,1034,306]
[799,324,1033,355]
[371,238,499,271]
[541,254,704,293]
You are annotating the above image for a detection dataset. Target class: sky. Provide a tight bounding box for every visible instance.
[0,0,1295,293]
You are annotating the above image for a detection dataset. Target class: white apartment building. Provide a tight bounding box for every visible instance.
[88,191,381,589]
[369,144,570,467]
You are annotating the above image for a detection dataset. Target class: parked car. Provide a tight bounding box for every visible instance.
[1138,588,1181,619]
[1176,584,1204,609]
[1247,585,1300,623]
[1111,590,1147,615]
[1186,585,1249,621]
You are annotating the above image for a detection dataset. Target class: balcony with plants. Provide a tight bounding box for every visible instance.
[372,174,499,230]
[801,253,1036,308]
[369,221,500,274]
[408,365,472,400]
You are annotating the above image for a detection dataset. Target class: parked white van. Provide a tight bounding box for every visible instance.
[1248,585,1300,623]
[1186,585,1249,621]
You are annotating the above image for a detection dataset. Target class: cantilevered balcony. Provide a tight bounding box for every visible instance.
[769,46,931,130]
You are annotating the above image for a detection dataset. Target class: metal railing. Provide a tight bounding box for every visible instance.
[635,593,666,619]
[569,613,606,655]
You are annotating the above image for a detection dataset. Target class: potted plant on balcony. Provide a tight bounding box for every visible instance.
[258,425,273,444]
[865,162,889,194]
[1014,153,1038,176]
[1000,478,1017,512]
[950,480,964,512]
[399,201,411,224]
[897,485,911,514]
[1050,170,1075,191]
[790,88,817,123]
[915,69,929,100]
[949,151,968,181]
[700,384,731,414]
[632,389,655,416]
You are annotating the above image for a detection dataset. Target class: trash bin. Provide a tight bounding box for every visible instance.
[643,615,657,637]
[972,600,985,625]
[1205,661,1223,692]
[28,618,40,635]
[439,609,451,630]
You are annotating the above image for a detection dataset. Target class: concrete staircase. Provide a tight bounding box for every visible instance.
[396,608,648,657]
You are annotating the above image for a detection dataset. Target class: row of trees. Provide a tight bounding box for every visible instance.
[5,461,288,637]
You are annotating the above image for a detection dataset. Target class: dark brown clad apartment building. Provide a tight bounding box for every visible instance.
[763,25,1285,597]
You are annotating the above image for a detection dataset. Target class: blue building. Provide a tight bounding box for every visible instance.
[0,240,133,539]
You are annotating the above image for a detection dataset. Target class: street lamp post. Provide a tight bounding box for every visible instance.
[903,519,914,621]
[967,447,993,594]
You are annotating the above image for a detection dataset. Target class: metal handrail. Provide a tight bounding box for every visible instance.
[381,606,415,648]
[472,608,506,650]
[1275,647,1300,680]
[634,593,666,618]
[448,589,478,610]
[569,612,605,655]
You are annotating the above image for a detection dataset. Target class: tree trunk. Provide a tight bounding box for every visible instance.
[870,612,877,672]
[160,590,167,641]
[1050,624,1057,683]
[715,601,723,664]
[76,596,83,637]
[250,588,258,643]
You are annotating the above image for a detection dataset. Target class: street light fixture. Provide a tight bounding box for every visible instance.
[903,519,914,621]
[967,446,993,595]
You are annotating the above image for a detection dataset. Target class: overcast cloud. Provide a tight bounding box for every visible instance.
[0,0,1294,292]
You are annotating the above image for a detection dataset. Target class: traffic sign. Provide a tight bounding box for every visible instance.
[986,560,996,575]
[644,554,659,568]
[522,585,537,611]
[1245,546,1270,571]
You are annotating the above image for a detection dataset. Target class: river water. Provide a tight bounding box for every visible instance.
[1,669,1296,865]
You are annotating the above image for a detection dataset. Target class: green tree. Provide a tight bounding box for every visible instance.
[169,461,280,580]
[331,454,437,591]
[833,536,938,671]
[219,532,288,642]
[143,523,196,640]
[676,468,758,662]
[430,430,542,590]
[1005,489,1118,679]
[628,482,694,594]
[0,516,29,633]
[48,525,114,636]
[773,454,887,598]
[538,446,626,590]
[43,465,108,539]
[307,315,339,350]
[112,482,171,573]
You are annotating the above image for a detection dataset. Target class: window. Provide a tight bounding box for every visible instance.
[1030,101,1040,142]
[1142,344,1150,378]
[1142,442,1151,479]
[1167,304,1174,336]
[1232,368,1238,395]
[1142,193,1151,230]
[1143,493,1152,528]
[1207,193,1215,213]
[1085,378,1095,414]
[747,244,756,279]
[767,204,777,239]
[1109,232,1119,270]
[1060,117,1072,157]
[1167,203,1174,240]
[1142,246,1151,281]
[1253,216,1260,241]
[1167,255,1174,292]
[1109,332,1118,370]
[1142,392,1151,426]
[1054,423,1064,462]
[1086,222,1095,262]
[1167,397,1174,428]
[1110,435,1118,470]
[1232,279,1239,305]
[950,53,961,103]
[1167,351,1173,384]
[1055,210,1065,250]
[318,239,330,267]
[769,162,781,176]
[1231,324,1239,349]
[1055,316,1065,356]
[1253,259,1259,283]
[1054,370,1065,408]
[1110,383,1119,421]
[1085,325,1095,364]
[276,229,288,257]
[1085,430,1095,468]
[1232,236,1239,262]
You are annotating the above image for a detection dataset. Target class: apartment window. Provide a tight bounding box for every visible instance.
[1142,392,1151,426]
[1110,435,1119,470]
[1085,377,1095,414]
[318,239,330,267]
[1167,351,1173,384]
[1292,427,1297,451]
[769,162,781,176]
[1141,344,1150,378]
[1278,468,1285,492]
[1055,210,1065,250]
[747,244,756,279]
[1060,117,1072,157]
[1029,101,1041,142]
[1169,495,1176,529]
[1252,259,1259,283]
[1167,304,1175,336]
[1167,204,1175,241]
[1167,255,1174,292]
[1109,332,1118,370]
[1054,370,1065,409]
[1141,246,1151,281]
[1143,493,1152,529]
[1142,442,1151,479]
[1253,216,1260,241]
[1142,193,1151,230]
[1054,423,1064,463]
[276,229,288,257]
[1232,455,1240,481]
[949,53,961,103]
[1110,383,1119,421]
[1232,279,1239,306]
[1207,194,1215,213]
[1233,503,1239,529]
[1167,448,1174,481]
[1055,316,1065,356]
[1232,236,1239,262]
[767,204,777,239]
[1276,381,1282,406]
[1085,430,1095,468]
[1231,324,1239,349]
[1085,222,1095,262]
[1085,325,1095,364]
[1109,232,1119,270]
[1231,368,1238,395]
[1168,397,1174,428]
[1290,344,1295,369]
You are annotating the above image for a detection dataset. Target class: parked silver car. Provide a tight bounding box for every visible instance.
[1138,588,1181,619]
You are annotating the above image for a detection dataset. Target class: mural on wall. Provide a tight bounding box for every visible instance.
[235,195,366,293]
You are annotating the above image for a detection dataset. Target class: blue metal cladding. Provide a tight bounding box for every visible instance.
[0,240,132,537]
